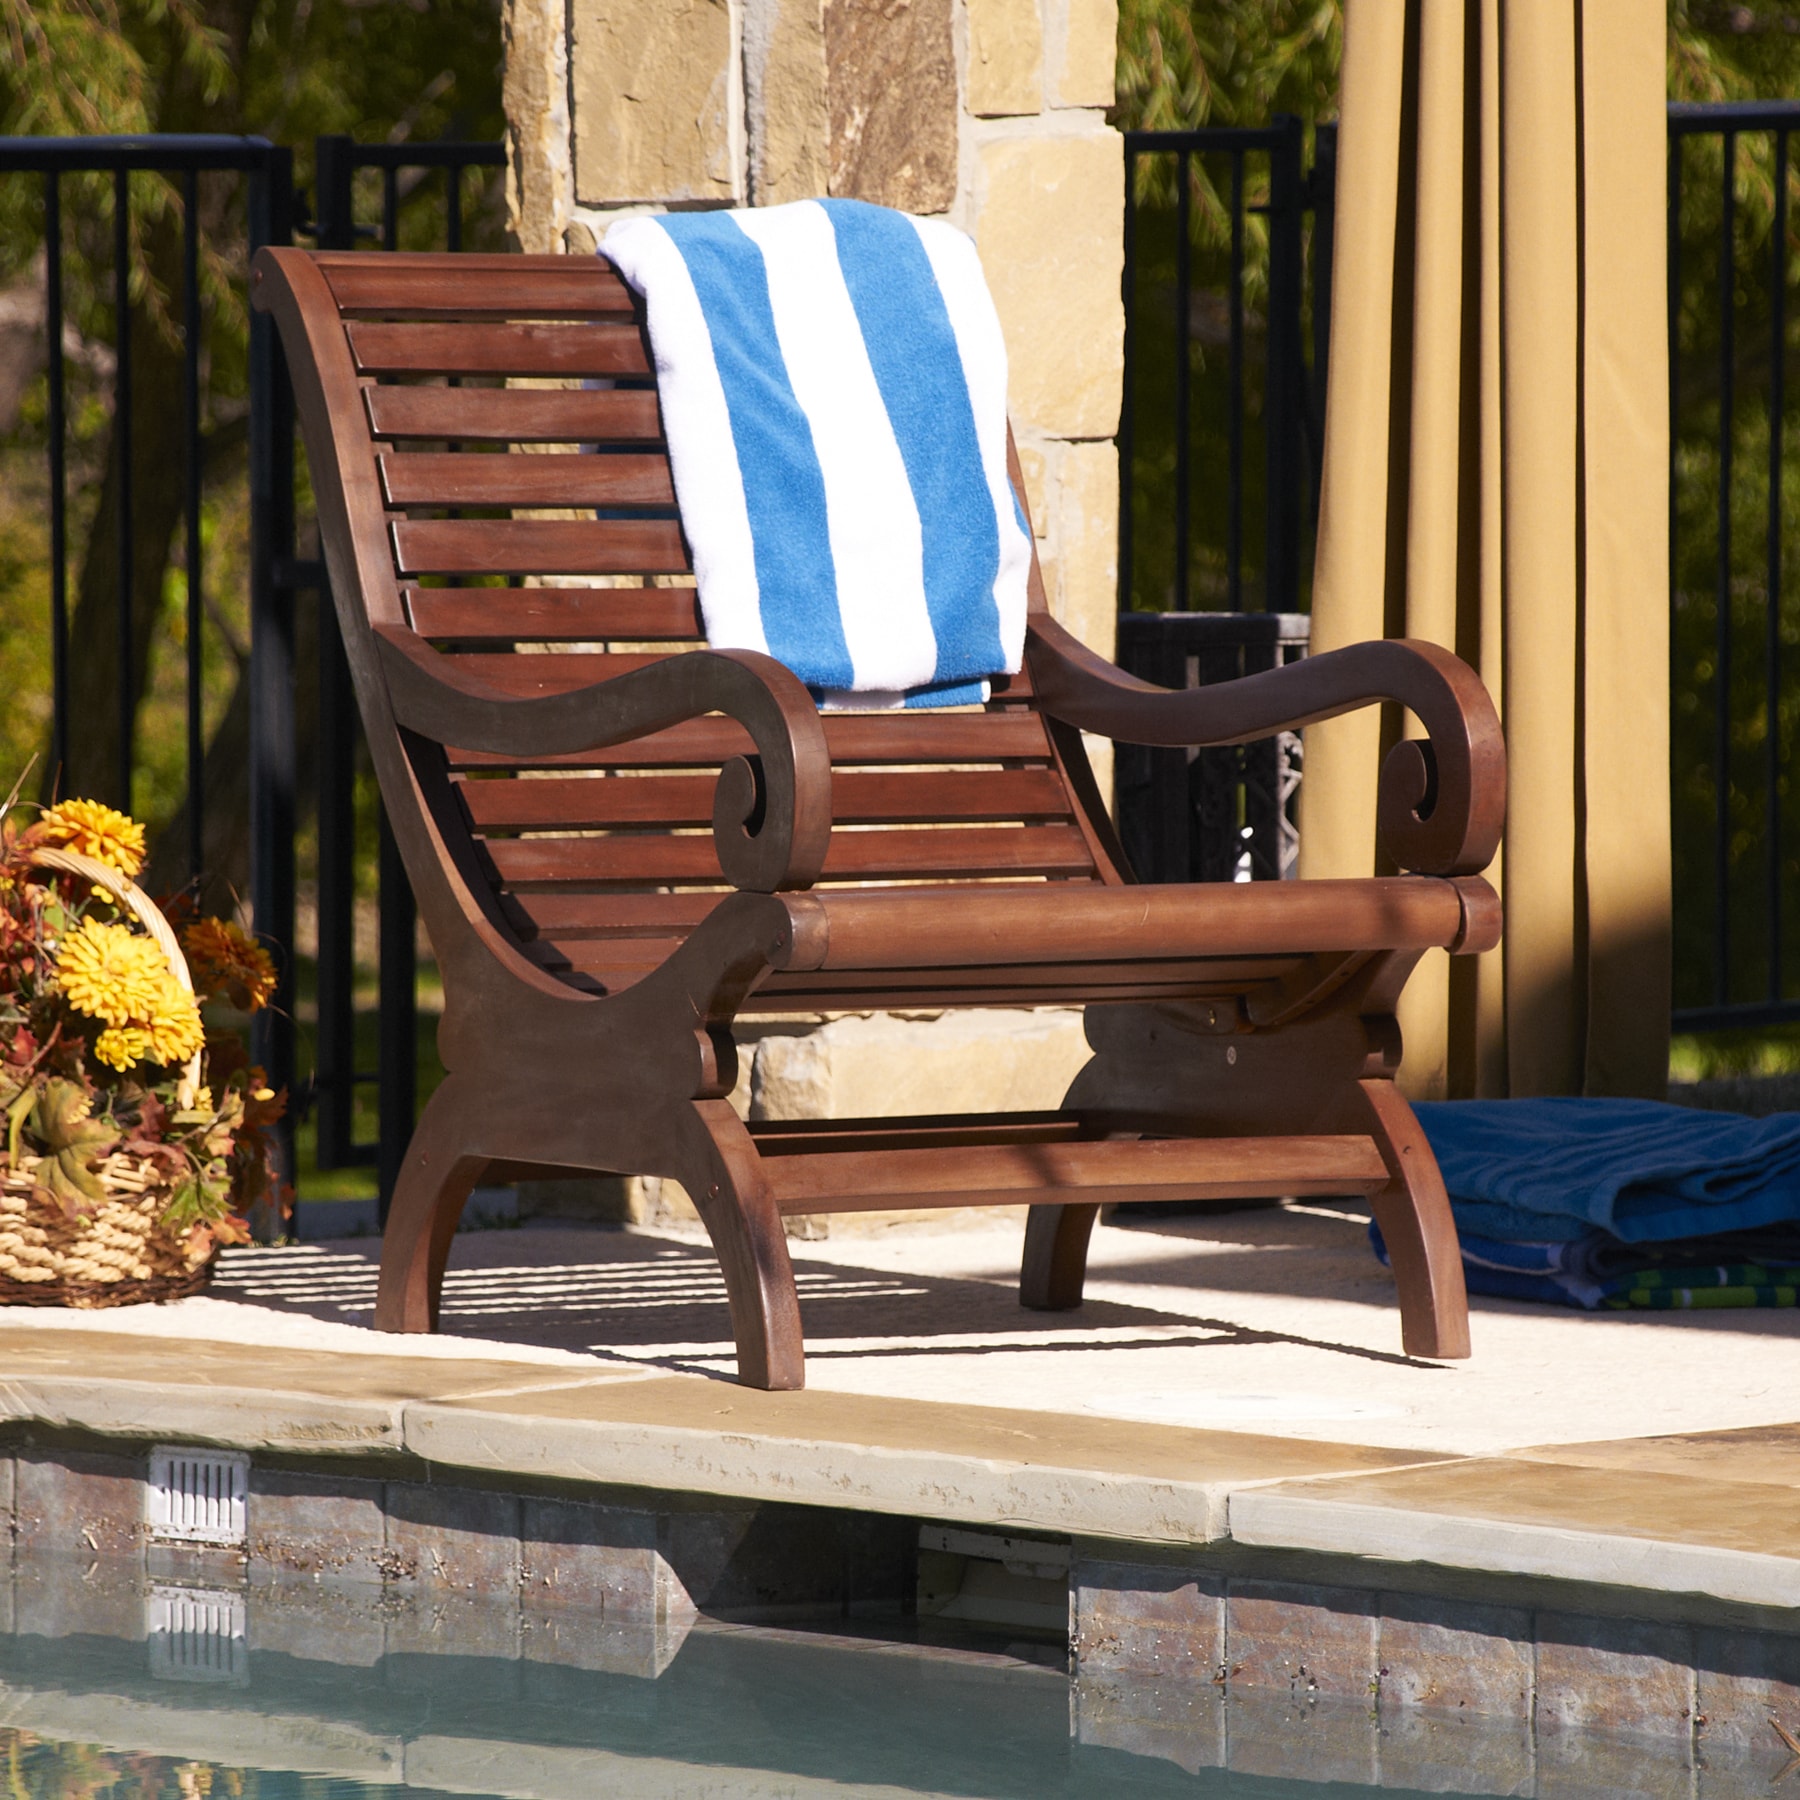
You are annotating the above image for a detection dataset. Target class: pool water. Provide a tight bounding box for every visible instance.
[0,1562,1728,1798]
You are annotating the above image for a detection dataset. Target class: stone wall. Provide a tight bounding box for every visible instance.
[503,0,1124,663]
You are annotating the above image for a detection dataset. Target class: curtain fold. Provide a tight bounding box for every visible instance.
[1299,0,1670,1100]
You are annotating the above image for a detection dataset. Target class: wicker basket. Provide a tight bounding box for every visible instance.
[0,847,214,1309]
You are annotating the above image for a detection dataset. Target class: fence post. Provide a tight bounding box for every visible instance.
[248,144,298,1226]
[1264,115,1304,615]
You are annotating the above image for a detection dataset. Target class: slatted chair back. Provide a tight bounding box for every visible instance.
[275,250,1124,1000]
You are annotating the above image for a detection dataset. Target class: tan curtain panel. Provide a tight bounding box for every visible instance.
[1300,0,1670,1100]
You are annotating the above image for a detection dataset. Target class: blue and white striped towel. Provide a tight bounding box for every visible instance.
[600,199,1033,708]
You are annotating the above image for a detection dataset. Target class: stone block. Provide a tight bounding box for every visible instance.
[749,1007,1091,1122]
[745,0,829,204]
[1535,1612,1696,1739]
[827,0,957,212]
[1377,1593,1533,1717]
[246,1581,387,1668]
[1223,1693,1379,1787]
[1535,1724,1695,1800]
[1073,1671,1225,1773]
[1072,1558,1222,1682]
[968,0,1044,117]
[1376,1709,1535,1795]
[1047,0,1118,109]
[1033,436,1119,657]
[521,1496,663,1619]
[383,1482,522,1597]
[1696,1626,1800,1750]
[572,0,739,205]
[1224,1579,1378,1704]
[503,0,571,251]
[15,1448,143,1561]
[974,126,1125,439]
[247,1467,385,1586]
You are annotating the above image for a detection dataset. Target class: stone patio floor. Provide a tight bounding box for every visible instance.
[2,1199,1798,1610]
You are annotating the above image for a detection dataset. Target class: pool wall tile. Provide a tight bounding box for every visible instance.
[1071,1558,1223,1681]
[0,1453,14,1557]
[14,1447,144,1560]
[1223,1693,1380,1786]
[246,1581,387,1667]
[1375,1709,1535,1795]
[520,1497,666,1620]
[13,1552,146,1641]
[382,1591,524,1668]
[382,1481,521,1595]
[1695,1626,1800,1750]
[522,1605,687,1680]
[1378,1593,1533,1716]
[1224,1579,1379,1703]
[1699,1745,1798,1800]
[1534,1719,1697,1799]
[1072,1670,1227,1772]
[1535,1611,1697,1739]
[247,1466,386,1583]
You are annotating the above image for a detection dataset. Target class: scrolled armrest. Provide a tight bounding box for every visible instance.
[1027,616,1504,877]
[373,627,832,892]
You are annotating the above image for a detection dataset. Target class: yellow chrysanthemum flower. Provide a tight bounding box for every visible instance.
[142,978,204,1066]
[93,1025,153,1071]
[57,919,167,1027]
[38,798,146,879]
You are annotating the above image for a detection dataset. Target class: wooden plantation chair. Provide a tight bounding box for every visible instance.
[251,248,1505,1391]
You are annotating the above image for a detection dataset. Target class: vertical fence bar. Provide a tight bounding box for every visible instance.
[44,172,68,797]
[1769,128,1789,1005]
[382,166,399,251]
[113,167,134,811]
[311,134,360,1171]
[248,148,298,1205]
[1715,131,1737,1009]
[1670,134,1682,705]
[447,163,463,252]
[1118,145,1136,614]
[1227,149,1245,611]
[1174,148,1192,612]
[1264,117,1303,615]
[183,168,205,882]
[1306,122,1337,522]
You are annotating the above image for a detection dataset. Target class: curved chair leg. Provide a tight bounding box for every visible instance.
[1019,1203,1101,1311]
[686,1099,806,1391]
[1358,1078,1471,1359]
[374,1081,489,1334]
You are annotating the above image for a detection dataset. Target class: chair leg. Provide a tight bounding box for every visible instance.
[687,1100,806,1391]
[1019,1203,1101,1311]
[1358,1078,1471,1360]
[373,1081,489,1335]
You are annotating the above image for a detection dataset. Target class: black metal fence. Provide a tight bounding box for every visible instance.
[1114,119,1333,881]
[0,131,501,1225]
[1668,101,1800,1033]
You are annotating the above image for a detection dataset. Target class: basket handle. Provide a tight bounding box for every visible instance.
[29,846,203,1106]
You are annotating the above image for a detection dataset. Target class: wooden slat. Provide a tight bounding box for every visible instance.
[486,825,1096,887]
[436,652,669,696]
[321,255,636,319]
[448,711,1056,771]
[381,452,675,510]
[750,1112,1085,1154]
[760,1135,1392,1212]
[460,768,1075,831]
[348,320,649,378]
[391,518,689,575]
[502,891,722,940]
[365,387,663,444]
[407,585,703,642]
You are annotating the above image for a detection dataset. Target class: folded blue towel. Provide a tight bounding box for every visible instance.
[1415,1098,1800,1242]
[601,200,1032,708]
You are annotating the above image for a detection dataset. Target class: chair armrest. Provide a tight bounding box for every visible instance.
[373,626,832,893]
[1026,615,1505,877]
